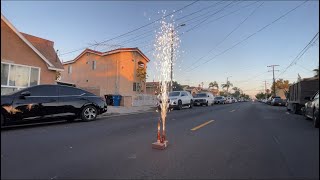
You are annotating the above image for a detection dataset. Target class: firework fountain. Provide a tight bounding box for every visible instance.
[152,14,180,150]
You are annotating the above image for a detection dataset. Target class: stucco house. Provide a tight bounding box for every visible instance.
[60,48,150,107]
[1,14,64,95]
[146,82,160,95]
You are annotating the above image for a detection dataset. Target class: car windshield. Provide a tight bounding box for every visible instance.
[215,97,222,100]
[195,93,206,97]
[169,92,180,97]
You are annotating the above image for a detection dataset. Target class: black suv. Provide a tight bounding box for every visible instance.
[1,84,107,127]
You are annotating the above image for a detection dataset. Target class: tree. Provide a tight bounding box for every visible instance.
[221,81,233,94]
[172,81,183,91]
[255,92,266,100]
[136,66,147,93]
[271,79,290,95]
[219,91,226,97]
[231,87,241,98]
[313,66,319,78]
[209,81,219,89]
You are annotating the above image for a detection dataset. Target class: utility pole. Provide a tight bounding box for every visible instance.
[226,76,232,96]
[267,65,279,97]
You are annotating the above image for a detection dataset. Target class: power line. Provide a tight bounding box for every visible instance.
[98,1,251,57]
[276,31,319,78]
[185,1,237,33]
[178,0,308,75]
[184,1,263,72]
[59,1,199,56]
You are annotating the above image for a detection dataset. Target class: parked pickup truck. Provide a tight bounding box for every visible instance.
[286,77,319,114]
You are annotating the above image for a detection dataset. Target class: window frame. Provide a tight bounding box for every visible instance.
[68,65,72,74]
[92,60,96,70]
[1,61,41,91]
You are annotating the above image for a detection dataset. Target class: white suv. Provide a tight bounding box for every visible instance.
[193,92,214,106]
[157,91,193,110]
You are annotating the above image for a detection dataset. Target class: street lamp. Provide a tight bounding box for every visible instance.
[170,23,186,92]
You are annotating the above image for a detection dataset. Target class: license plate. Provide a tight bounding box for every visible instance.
[197,103,200,105]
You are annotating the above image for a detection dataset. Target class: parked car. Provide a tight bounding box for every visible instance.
[225,97,233,104]
[266,96,275,105]
[232,98,237,103]
[271,97,285,106]
[1,84,108,127]
[302,91,319,128]
[158,91,193,110]
[193,92,214,106]
[214,96,226,104]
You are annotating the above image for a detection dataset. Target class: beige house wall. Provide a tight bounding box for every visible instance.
[61,50,148,105]
[1,19,56,84]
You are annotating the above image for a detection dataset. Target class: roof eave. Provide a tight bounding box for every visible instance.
[1,14,55,68]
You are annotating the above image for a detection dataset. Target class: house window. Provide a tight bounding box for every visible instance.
[68,65,72,74]
[133,82,137,91]
[133,82,140,92]
[92,61,96,70]
[1,62,40,95]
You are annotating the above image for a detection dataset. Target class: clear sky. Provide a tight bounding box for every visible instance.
[1,1,319,97]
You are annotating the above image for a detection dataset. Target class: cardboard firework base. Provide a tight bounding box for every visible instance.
[152,140,169,150]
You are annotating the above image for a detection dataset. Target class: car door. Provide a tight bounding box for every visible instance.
[11,85,59,121]
[180,92,186,105]
[307,92,319,117]
[208,94,214,104]
[58,86,87,116]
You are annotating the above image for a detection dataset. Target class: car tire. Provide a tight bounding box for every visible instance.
[178,100,182,110]
[81,105,98,121]
[206,101,209,106]
[313,109,319,128]
[189,100,193,108]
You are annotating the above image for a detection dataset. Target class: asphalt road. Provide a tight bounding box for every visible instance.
[1,102,319,179]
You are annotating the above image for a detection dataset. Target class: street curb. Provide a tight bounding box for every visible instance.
[99,110,156,118]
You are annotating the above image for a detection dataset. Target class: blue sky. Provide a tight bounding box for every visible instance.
[1,1,319,97]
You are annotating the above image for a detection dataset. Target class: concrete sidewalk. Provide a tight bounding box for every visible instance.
[101,105,156,117]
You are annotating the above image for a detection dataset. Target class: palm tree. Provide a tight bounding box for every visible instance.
[232,87,240,91]
[313,67,319,77]
[209,81,219,89]
[221,81,233,94]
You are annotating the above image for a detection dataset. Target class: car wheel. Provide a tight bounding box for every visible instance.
[189,100,193,108]
[1,114,4,127]
[81,105,98,121]
[313,109,319,128]
[206,101,209,106]
[178,100,182,110]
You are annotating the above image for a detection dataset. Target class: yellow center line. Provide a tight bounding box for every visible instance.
[230,110,236,112]
[191,120,215,131]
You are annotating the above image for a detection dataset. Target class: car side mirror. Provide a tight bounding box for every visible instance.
[20,91,31,98]
[304,97,311,101]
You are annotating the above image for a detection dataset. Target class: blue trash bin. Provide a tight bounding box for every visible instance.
[113,95,122,106]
